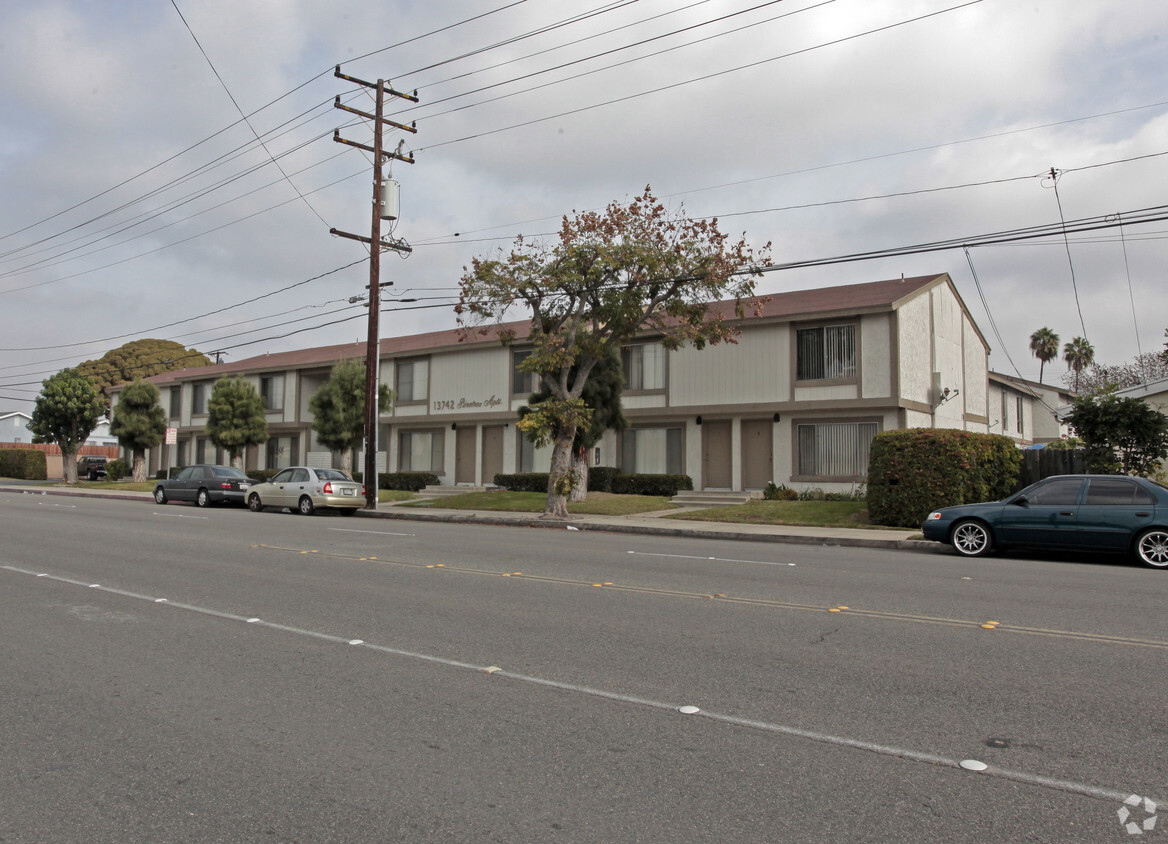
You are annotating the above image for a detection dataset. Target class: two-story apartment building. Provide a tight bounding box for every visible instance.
[987,372,1074,445]
[111,273,991,492]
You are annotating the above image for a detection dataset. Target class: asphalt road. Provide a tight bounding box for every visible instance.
[1,493,1165,842]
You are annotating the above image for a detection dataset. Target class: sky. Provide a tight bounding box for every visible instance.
[2,0,1167,416]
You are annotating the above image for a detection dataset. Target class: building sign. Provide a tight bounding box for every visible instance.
[431,395,503,413]
[165,427,177,445]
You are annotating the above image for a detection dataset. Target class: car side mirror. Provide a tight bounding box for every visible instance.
[1012,496,1029,508]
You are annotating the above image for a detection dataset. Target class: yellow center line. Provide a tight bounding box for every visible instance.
[251,544,1168,650]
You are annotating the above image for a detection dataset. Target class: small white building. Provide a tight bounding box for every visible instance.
[0,410,33,443]
[111,273,995,492]
[988,372,1074,445]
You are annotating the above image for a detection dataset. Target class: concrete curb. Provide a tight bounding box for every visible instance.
[0,485,935,552]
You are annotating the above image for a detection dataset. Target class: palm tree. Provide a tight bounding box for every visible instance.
[1063,336,1094,392]
[1029,327,1060,384]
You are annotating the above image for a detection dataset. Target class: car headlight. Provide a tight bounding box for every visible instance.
[927,511,943,520]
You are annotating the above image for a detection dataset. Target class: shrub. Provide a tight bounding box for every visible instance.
[0,449,47,480]
[106,459,130,481]
[378,472,439,492]
[797,487,826,501]
[494,472,550,492]
[763,482,798,501]
[588,466,621,492]
[610,473,693,497]
[867,429,1021,528]
[246,468,280,483]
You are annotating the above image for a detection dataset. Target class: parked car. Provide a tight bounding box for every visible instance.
[77,455,108,481]
[922,474,1168,568]
[246,466,364,516]
[153,464,252,507]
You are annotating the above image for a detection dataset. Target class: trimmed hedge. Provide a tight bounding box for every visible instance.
[493,469,693,497]
[0,449,47,480]
[610,473,693,497]
[867,429,1021,528]
[107,459,130,481]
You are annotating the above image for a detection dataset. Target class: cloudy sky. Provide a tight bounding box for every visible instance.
[2,0,1167,415]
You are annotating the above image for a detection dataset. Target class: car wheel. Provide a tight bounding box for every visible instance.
[1135,528,1168,568]
[951,519,993,557]
[298,496,315,516]
[197,488,210,507]
[154,487,167,504]
[248,493,263,512]
[88,470,97,481]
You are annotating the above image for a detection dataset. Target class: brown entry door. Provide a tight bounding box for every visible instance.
[702,420,732,488]
[481,425,504,486]
[741,419,774,489]
[455,426,477,484]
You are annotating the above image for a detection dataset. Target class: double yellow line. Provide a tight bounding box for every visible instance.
[252,544,1168,651]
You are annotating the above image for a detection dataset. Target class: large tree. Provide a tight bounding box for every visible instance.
[1028,327,1059,384]
[308,359,392,475]
[109,380,167,482]
[205,376,267,470]
[520,347,627,501]
[458,187,769,518]
[77,339,211,410]
[1062,336,1094,393]
[1064,352,1168,396]
[29,368,104,483]
[1065,390,1168,476]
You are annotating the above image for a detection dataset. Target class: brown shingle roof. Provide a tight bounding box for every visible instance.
[128,273,950,389]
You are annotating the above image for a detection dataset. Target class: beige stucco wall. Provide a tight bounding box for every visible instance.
[861,313,892,398]
[896,294,932,406]
[427,348,509,417]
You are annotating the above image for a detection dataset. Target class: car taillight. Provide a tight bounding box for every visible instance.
[361,485,366,496]
[323,482,333,493]
[219,482,232,490]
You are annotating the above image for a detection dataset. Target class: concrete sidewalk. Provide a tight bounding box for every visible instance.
[0,483,932,552]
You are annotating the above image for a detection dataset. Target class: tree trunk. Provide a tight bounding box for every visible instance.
[543,432,576,519]
[568,448,588,502]
[132,450,147,483]
[231,452,244,471]
[340,448,353,475]
[62,449,78,483]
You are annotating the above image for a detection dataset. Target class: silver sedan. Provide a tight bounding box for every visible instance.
[246,466,364,516]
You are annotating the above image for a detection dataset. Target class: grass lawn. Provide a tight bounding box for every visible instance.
[664,500,891,528]
[398,490,676,516]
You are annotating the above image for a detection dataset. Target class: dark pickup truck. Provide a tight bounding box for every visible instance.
[77,456,108,480]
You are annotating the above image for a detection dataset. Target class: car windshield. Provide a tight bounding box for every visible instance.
[211,467,248,478]
[314,469,351,481]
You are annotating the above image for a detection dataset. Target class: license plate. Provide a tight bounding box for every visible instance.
[342,488,355,496]
[240,483,249,490]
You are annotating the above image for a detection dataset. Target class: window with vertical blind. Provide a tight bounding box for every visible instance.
[796,421,877,478]
[395,359,429,402]
[796,324,857,381]
[399,431,444,473]
[260,374,284,411]
[511,349,540,395]
[621,343,665,391]
[621,427,683,475]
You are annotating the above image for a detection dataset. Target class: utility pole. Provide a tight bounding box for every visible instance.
[330,65,417,509]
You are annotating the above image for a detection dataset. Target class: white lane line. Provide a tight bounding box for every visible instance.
[329,528,415,537]
[628,550,795,567]
[153,512,209,520]
[1,562,1153,808]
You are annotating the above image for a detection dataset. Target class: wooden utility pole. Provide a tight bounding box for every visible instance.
[330,65,417,509]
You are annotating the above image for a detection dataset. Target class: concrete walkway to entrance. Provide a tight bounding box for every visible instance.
[0,481,932,552]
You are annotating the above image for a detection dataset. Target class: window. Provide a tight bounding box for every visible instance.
[621,343,665,391]
[512,350,541,395]
[796,324,856,381]
[1001,393,1008,432]
[519,434,552,473]
[1024,478,1084,506]
[400,430,444,472]
[169,387,181,419]
[192,382,210,415]
[621,427,683,475]
[395,359,429,402]
[1015,395,1023,434]
[1085,479,1154,506]
[272,468,295,484]
[260,374,284,411]
[796,421,876,478]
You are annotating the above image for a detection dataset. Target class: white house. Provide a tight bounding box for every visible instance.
[0,410,33,443]
[988,372,1074,445]
[111,273,993,492]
